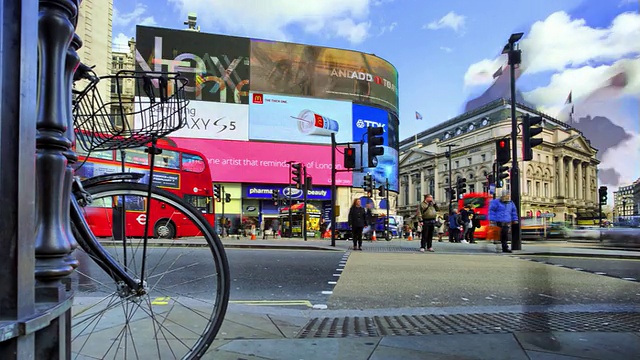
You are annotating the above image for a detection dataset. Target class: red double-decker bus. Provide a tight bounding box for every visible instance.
[74,139,215,239]
[458,192,492,239]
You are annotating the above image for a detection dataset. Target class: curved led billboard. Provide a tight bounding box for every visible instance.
[134,25,399,192]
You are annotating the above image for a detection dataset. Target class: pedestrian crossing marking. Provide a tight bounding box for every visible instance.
[151,297,171,305]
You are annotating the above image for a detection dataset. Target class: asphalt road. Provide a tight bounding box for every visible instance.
[519,255,640,281]
[72,247,345,308]
[328,252,640,310]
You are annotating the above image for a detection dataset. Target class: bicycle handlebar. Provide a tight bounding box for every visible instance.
[74,62,98,82]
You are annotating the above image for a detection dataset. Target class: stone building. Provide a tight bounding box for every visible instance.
[398,99,601,225]
[613,179,639,220]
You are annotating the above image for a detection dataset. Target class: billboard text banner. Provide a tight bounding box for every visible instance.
[250,39,398,112]
[136,26,250,104]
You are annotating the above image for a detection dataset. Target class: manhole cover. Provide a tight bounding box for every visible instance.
[296,312,640,338]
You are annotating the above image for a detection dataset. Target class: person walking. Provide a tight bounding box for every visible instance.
[435,215,445,242]
[467,208,479,243]
[416,194,439,252]
[348,198,367,250]
[448,209,461,243]
[488,190,519,253]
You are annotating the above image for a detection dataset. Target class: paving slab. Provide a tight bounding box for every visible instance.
[525,351,592,360]
[218,337,380,360]
[218,313,287,339]
[514,332,640,359]
[370,344,467,360]
[378,333,528,360]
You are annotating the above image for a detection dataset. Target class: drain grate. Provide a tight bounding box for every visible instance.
[296,312,640,338]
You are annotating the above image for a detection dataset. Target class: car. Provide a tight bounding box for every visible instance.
[567,226,603,240]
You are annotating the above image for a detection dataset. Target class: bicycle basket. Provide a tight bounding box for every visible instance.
[73,70,189,151]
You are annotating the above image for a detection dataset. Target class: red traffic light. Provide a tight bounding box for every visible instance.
[499,140,506,148]
[346,148,353,155]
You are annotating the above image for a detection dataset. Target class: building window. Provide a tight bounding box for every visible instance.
[467,157,472,166]
[544,183,549,198]
[527,180,532,195]
[444,164,448,171]
[481,154,486,163]
[415,184,421,204]
[535,181,540,197]
[546,156,549,164]
[469,184,475,193]
[429,179,435,196]
[455,160,459,169]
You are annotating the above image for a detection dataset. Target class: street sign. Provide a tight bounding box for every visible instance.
[540,213,555,218]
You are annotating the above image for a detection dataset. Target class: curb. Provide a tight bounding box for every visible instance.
[515,251,640,260]
[97,240,345,252]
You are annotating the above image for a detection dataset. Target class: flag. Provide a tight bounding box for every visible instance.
[565,91,572,104]
[492,66,503,79]
[415,111,423,120]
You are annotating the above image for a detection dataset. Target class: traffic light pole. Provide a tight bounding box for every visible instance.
[508,36,523,251]
[287,161,294,237]
[221,186,226,236]
[303,165,308,241]
[386,178,390,238]
[439,144,458,214]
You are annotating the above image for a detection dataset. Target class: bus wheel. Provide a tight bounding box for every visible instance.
[154,220,176,239]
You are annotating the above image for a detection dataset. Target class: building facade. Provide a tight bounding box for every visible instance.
[613,179,639,220]
[75,0,113,106]
[398,99,600,225]
[107,25,400,234]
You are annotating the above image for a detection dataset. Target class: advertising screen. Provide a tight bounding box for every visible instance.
[244,184,331,201]
[136,26,250,104]
[249,92,352,145]
[250,39,398,112]
[135,99,249,141]
[351,104,399,192]
[170,138,352,186]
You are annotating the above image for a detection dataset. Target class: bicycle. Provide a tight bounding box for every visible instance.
[68,64,230,359]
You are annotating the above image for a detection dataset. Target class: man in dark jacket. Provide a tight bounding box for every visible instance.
[348,198,367,250]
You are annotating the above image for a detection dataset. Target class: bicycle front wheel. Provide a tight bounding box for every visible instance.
[70,182,230,360]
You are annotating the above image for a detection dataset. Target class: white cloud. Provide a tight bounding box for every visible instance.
[424,11,466,34]
[379,21,398,35]
[440,46,453,53]
[600,133,640,186]
[520,11,640,74]
[168,0,373,44]
[113,4,154,28]
[139,16,157,26]
[463,55,506,87]
[112,32,131,52]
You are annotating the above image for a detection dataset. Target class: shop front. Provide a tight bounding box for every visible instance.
[215,183,242,236]
[243,183,332,214]
[279,203,322,238]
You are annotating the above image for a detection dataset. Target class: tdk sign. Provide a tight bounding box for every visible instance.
[355,119,386,130]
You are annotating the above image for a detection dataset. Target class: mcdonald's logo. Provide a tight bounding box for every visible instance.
[252,93,263,104]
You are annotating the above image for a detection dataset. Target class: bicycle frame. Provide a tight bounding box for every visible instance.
[71,173,147,294]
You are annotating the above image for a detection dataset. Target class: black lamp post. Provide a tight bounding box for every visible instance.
[505,32,524,251]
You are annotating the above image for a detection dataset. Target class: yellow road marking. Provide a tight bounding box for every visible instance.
[151,297,171,305]
[229,300,313,307]
[522,255,640,261]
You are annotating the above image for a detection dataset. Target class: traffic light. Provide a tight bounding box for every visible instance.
[366,127,384,167]
[456,177,467,195]
[213,184,221,201]
[487,174,495,184]
[291,163,303,189]
[522,114,543,161]
[496,138,510,164]
[305,176,313,191]
[363,174,373,193]
[495,139,511,188]
[378,184,385,197]
[444,150,450,158]
[225,193,231,203]
[447,187,456,201]
[599,186,608,205]
[344,147,356,169]
[271,190,279,201]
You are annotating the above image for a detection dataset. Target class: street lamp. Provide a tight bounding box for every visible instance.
[505,31,524,251]
[438,143,459,214]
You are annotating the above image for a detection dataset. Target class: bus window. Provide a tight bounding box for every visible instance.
[87,196,113,208]
[116,196,146,211]
[184,194,212,214]
[154,149,180,170]
[116,147,149,165]
[182,153,206,173]
[75,145,114,161]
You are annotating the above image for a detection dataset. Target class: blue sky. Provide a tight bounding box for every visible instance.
[112,0,640,187]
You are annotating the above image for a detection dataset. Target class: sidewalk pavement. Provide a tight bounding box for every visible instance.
[99,236,640,259]
[205,305,640,359]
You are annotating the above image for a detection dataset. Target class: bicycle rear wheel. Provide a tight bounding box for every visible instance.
[70,182,229,359]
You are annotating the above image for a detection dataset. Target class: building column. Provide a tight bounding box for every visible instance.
[420,170,426,197]
[584,163,590,202]
[558,155,565,198]
[577,161,583,200]
[434,164,440,201]
[408,174,415,206]
[568,158,574,200]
